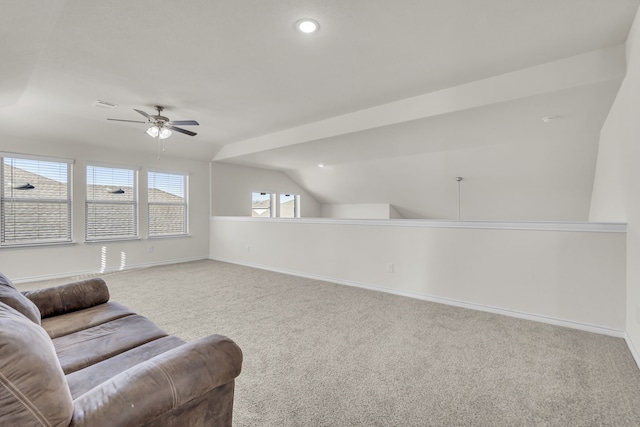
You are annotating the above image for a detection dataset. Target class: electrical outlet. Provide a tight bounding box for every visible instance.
[147,245,154,253]
[387,263,394,273]
[246,245,250,253]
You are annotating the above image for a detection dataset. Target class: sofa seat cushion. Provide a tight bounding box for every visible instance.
[42,301,135,339]
[53,314,168,374]
[0,272,41,325]
[66,335,186,398]
[0,302,73,426]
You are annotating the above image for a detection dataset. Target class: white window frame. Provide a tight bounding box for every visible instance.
[279,193,300,218]
[148,170,188,237]
[252,192,274,217]
[85,163,139,241]
[0,153,73,247]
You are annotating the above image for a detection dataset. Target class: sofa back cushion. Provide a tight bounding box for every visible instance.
[0,302,73,426]
[24,278,110,318]
[0,272,41,325]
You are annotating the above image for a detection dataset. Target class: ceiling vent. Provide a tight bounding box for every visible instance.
[93,100,118,110]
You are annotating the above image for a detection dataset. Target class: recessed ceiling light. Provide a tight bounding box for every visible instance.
[541,115,558,123]
[297,19,319,34]
[318,163,325,168]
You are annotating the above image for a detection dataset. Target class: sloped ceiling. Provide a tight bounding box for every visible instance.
[2,0,639,220]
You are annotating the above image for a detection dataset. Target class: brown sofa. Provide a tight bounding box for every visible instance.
[0,272,242,426]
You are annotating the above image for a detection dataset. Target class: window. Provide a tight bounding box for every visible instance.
[279,194,300,218]
[252,192,273,217]
[86,164,137,241]
[1,155,72,246]
[148,171,188,237]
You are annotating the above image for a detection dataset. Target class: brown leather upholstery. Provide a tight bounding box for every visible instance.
[0,275,242,427]
[0,303,73,426]
[24,278,110,318]
[66,335,186,398]
[42,301,135,339]
[0,272,41,324]
[69,335,243,427]
[54,314,169,374]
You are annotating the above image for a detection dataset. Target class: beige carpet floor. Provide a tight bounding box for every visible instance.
[20,259,640,426]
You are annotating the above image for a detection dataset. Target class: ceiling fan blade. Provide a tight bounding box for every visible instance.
[107,119,147,123]
[170,120,199,126]
[169,126,197,136]
[133,109,152,120]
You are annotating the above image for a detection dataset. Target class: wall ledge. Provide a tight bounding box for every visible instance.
[210,216,627,233]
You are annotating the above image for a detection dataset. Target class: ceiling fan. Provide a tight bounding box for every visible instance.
[108,106,199,139]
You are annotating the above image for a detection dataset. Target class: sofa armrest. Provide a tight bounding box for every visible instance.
[23,278,109,318]
[69,334,243,427]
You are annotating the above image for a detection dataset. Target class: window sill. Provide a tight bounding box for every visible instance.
[0,241,76,250]
[84,237,141,244]
[148,234,190,240]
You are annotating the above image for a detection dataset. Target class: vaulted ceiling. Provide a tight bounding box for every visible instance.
[3,0,640,219]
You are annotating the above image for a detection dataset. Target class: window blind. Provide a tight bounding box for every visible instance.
[148,171,187,236]
[86,165,138,240]
[1,156,71,246]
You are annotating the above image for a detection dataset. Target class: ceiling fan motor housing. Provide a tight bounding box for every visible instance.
[152,106,169,124]
[152,115,170,124]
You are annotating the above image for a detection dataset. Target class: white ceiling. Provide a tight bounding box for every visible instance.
[2,0,639,219]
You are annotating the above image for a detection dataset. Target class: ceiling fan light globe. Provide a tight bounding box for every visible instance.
[159,128,172,139]
[146,125,160,138]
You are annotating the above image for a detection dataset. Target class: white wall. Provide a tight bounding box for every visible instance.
[590,7,640,359]
[210,217,626,334]
[210,162,321,217]
[0,137,210,282]
[321,203,402,219]
[289,128,608,221]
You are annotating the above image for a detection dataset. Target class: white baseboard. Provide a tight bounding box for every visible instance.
[210,256,626,339]
[12,257,207,284]
[625,333,640,370]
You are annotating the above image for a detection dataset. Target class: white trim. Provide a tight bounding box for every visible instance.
[0,152,74,164]
[148,167,191,176]
[11,256,206,284]
[210,216,627,233]
[209,256,626,338]
[84,237,141,243]
[625,333,640,370]
[0,240,76,249]
[85,160,141,171]
[147,234,191,240]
